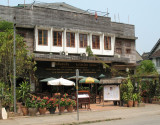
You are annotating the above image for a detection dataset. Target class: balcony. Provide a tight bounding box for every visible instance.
[34,53,130,63]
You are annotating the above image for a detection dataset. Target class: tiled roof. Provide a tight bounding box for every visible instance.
[149,38,160,57]
[142,52,150,60]
[150,49,160,58]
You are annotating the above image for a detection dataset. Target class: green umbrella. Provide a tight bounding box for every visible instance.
[40,77,56,82]
[98,74,106,78]
[67,76,86,80]
[79,77,100,84]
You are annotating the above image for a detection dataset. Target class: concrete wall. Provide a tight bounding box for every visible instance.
[0,5,136,63]
[0,5,135,38]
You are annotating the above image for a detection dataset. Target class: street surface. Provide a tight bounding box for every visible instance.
[0,104,160,125]
[83,112,160,125]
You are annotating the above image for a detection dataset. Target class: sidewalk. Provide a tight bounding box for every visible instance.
[0,103,160,125]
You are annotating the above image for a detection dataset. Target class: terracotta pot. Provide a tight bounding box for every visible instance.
[28,108,38,116]
[59,106,65,113]
[67,106,73,112]
[133,101,138,107]
[49,107,56,114]
[123,103,128,107]
[39,108,47,115]
[21,106,28,116]
[128,100,133,107]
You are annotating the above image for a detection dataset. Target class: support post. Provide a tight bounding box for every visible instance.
[76,69,79,121]
[13,16,16,113]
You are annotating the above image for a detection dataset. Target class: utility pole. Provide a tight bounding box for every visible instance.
[13,16,16,113]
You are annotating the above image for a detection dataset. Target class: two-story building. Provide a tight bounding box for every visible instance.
[0,3,137,92]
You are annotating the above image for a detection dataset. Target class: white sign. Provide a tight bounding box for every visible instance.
[78,94,89,98]
[103,85,120,101]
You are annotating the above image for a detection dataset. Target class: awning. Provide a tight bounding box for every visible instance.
[100,77,125,84]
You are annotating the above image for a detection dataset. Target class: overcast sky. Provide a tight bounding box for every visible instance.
[0,0,160,55]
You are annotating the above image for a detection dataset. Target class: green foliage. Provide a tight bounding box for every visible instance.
[85,46,109,70]
[0,20,36,85]
[0,20,13,31]
[18,81,30,103]
[26,95,38,108]
[86,46,93,56]
[132,93,138,101]
[0,82,13,107]
[37,96,49,108]
[136,60,157,76]
[122,92,128,103]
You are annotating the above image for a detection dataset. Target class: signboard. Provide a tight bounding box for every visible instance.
[103,85,120,101]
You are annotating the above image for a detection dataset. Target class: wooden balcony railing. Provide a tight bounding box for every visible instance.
[34,53,130,63]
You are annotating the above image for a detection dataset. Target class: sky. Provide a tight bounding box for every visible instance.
[0,0,160,55]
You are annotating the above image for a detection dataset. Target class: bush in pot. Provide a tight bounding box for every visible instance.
[133,93,138,107]
[66,98,76,112]
[46,97,58,114]
[26,95,38,116]
[127,76,134,107]
[37,96,49,115]
[122,92,128,107]
[59,98,67,112]
[18,81,30,116]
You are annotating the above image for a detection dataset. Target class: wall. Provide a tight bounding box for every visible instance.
[0,5,135,39]
[115,38,136,63]
[152,58,160,74]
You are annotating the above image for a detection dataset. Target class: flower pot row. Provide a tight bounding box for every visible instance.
[123,100,139,107]
[21,94,76,116]
[21,106,74,116]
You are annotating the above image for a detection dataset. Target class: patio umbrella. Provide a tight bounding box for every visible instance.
[40,77,56,82]
[47,78,75,86]
[67,76,86,80]
[98,74,106,79]
[79,77,100,84]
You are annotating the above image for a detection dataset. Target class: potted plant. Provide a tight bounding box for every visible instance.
[47,97,58,114]
[37,96,49,115]
[59,98,67,113]
[122,92,128,107]
[133,93,138,107]
[66,98,76,112]
[26,95,38,116]
[127,76,134,107]
[18,81,30,116]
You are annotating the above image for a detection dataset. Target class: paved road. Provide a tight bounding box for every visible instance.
[84,112,160,125]
[0,104,160,125]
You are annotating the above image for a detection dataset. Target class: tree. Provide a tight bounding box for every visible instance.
[0,20,36,86]
[136,60,157,76]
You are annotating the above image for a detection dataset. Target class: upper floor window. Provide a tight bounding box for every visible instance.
[126,49,131,54]
[116,41,122,46]
[116,48,122,54]
[66,32,75,47]
[79,34,87,48]
[53,31,62,47]
[125,42,131,47]
[92,35,100,49]
[104,36,111,50]
[156,58,160,67]
[38,30,48,45]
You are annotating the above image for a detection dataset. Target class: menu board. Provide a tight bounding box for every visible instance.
[103,85,120,101]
